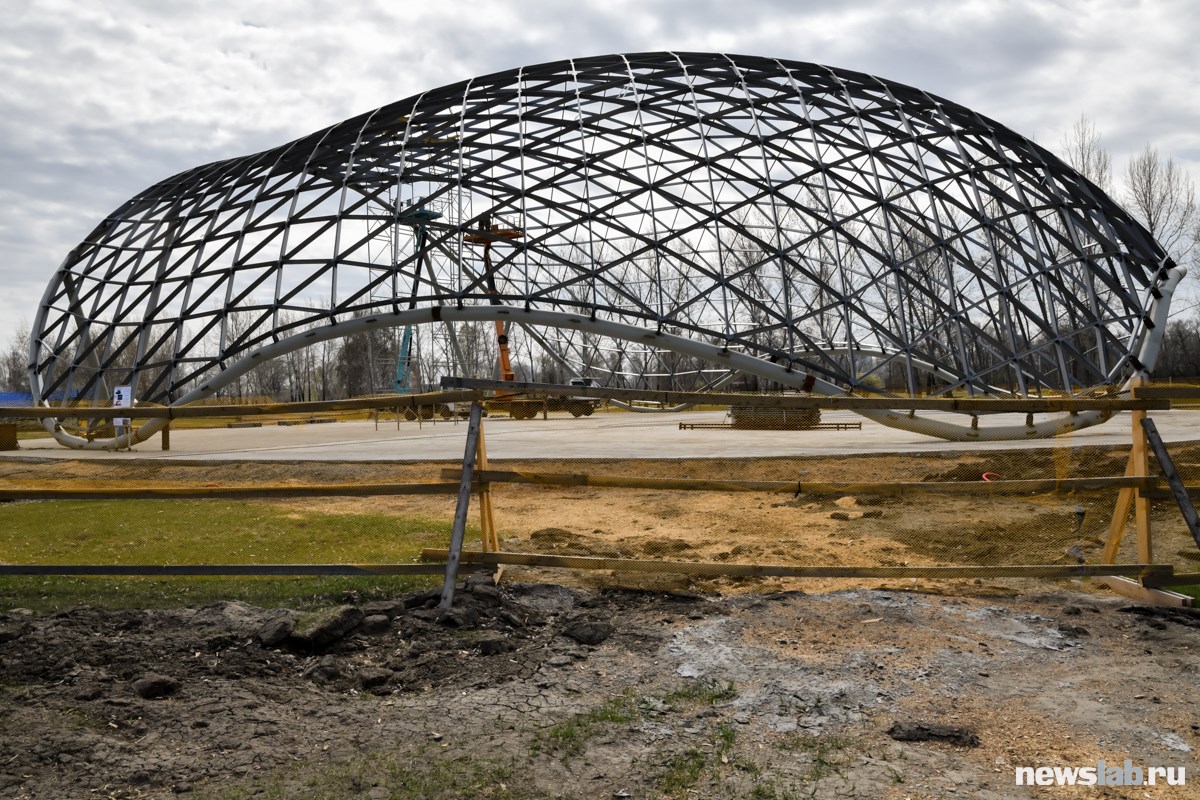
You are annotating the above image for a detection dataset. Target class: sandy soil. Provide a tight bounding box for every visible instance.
[6,445,1200,577]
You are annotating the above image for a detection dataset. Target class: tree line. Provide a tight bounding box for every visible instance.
[1060,116,1200,380]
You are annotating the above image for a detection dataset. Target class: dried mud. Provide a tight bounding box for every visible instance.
[2,582,1199,799]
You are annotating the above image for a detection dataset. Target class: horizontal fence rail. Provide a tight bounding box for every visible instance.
[439,377,1171,413]
[0,483,460,501]
[0,564,447,576]
[445,469,1171,496]
[0,389,486,420]
[3,382,1199,606]
[420,549,1174,582]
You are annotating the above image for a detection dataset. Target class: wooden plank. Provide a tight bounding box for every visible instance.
[1154,572,1200,586]
[0,483,461,501]
[1093,576,1195,607]
[443,468,1154,496]
[1131,385,1200,399]
[439,377,1169,412]
[0,563,446,577]
[419,549,1171,581]
[1139,488,1200,500]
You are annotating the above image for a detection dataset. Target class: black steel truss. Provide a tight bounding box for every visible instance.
[29,52,1180,443]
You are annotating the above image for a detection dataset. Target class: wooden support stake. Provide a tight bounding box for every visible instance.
[1052,428,1073,483]
[1102,377,1151,565]
[476,416,499,553]
[1132,400,1153,564]
[440,402,484,610]
[1101,455,1138,564]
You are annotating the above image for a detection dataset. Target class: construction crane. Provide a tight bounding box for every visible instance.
[392,324,415,394]
[464,215,523,382]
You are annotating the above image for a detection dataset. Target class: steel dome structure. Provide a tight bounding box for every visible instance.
[31,52,1184,449]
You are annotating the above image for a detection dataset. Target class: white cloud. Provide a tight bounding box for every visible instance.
[3,0,1200,348]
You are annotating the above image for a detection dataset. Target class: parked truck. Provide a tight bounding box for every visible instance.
[485,377,603,419]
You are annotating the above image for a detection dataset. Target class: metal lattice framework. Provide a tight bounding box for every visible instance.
[31,52,1183,448]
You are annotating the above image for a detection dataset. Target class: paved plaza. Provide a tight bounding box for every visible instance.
[11,408,1200,462]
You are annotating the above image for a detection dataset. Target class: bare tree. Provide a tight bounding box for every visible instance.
[1124,143,1199,266]
[1156,317,1200,378]
[275,311,311,401]
[246,357,288,400]
[1058,121,1199,381]
[215,311,252,399]
[1,323,30,393]
[1061,115,1112,192]
[336,320,399,398]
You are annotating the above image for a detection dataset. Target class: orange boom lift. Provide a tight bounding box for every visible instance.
[463,215,523,382]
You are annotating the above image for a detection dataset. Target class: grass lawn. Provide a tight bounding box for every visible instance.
[0,499,454,612]
[1165,583,1200,603]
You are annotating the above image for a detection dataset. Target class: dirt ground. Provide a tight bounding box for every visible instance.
[2,583,1199,799]
[2,449,1199,798]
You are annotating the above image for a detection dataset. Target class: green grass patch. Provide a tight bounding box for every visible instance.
[530,693,639,759]
[1165,584,1200,602]
[0,499,456,611]
[747,782,805,800]
[652,718,747,797]
[0,499,454,563]
[193,753,549,800]
[776,733,857,783]
[529,679,738,763]
[714,721,736,762]
[655,748,708,796]
[662,678,738,705]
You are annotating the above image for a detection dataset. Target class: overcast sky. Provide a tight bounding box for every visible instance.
[3,0,1199,351]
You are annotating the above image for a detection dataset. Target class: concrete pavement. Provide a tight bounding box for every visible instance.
[9,408,1200,462]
